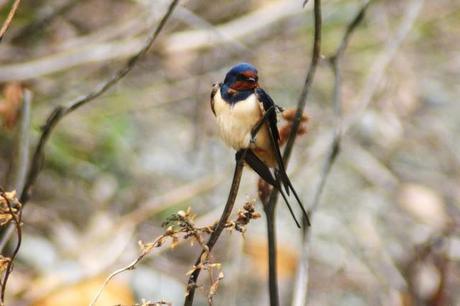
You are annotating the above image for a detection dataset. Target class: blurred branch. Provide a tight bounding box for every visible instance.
[120,174,224,227]
[184,150,247,306]
[57,16,146,51]
[0,90,31,251]
[164,0,307,53]
[20,0,179,204]
[292,0,425,304]
[0,0,180,252]
[174,5,251,56]
[291,2,370,305]
[263,1,322,305]
[92,203,259,306]
[11,0,81,43]
[313,0,371,218]
[0,38,145,82]
[342,0,426,133]
[0,0,304,81]
[0,189,22,304]
[0,0,21,42]
[282,0,322,163]
[9,90,32,193]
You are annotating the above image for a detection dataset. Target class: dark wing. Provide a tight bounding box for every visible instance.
[254,88,288,192]
[254,88,280,141]
[210,83,221,116]
[254,88,311,227]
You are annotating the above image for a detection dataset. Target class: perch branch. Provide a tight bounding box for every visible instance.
[183,150,248,306]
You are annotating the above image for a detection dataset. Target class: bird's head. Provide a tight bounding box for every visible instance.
[223,63,259,92]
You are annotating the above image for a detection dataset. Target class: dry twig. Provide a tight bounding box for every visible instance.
[0,0,21,42]
[0,90,31,252]
[183,150,248,306]
[0,189,22,304]
[90,208,209,306]
[91,203,260,306]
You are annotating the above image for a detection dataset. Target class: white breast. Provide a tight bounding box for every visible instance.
[213,90,261,150]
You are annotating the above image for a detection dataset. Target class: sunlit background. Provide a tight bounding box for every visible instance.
[0,0,459,305]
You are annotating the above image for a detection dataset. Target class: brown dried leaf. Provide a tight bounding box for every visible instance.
[208,271,224,304]
[0,83,23,129]
[0,256,10,273]
[279,122,308,146]
[258,178,271,204]
[0,190,21,225]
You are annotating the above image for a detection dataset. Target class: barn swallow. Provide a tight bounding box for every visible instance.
[210,63,310,227]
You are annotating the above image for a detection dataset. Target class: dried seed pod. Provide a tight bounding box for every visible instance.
[279,122,308,146]
[258,178,271,204]
[281,108,309,122]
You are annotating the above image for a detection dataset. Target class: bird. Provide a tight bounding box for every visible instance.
[210,62,310,228]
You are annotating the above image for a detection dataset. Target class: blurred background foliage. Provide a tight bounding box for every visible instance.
[0,0,459,305]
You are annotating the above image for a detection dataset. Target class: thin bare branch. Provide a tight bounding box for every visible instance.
[120,174,224,227]
[19,0,180,205]
[0,0,21,42]
[0,190,22,304]
[291,0,425,304]
[263,1,322,305]
[11,0,82,43]
[291,2,370,305]
[312,0,371,219]
[92,203,259,306]
[11,90,32,194]
[342,0,425,133]
[0,0,180,253]
[164,0,307,54]
[0,39,146,82]
[0,91,31,253]
[282,0,322,164]
[89,239,159,306]
[184,150,248,306]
